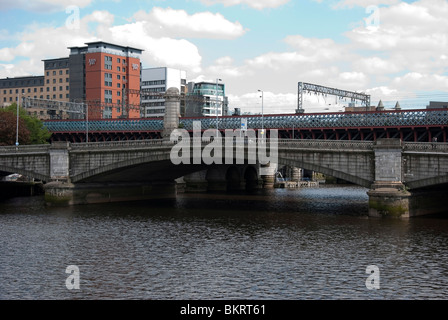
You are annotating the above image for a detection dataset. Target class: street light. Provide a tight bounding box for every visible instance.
[16,93,21,147]
[258,89,264,138]
[216,78,222,136]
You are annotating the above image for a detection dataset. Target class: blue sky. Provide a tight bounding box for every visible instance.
[0,0,447,114]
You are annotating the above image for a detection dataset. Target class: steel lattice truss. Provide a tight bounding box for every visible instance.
[298,82,371,112]
[44,109,448,133]
[22,97,86,115]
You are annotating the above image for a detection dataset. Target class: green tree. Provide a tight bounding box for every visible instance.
[1,103,51,145]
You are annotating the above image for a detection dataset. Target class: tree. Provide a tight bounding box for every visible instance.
[0,103,51,145]
[0,110,30,146]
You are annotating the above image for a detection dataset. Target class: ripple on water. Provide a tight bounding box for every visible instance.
[1,186,448,299]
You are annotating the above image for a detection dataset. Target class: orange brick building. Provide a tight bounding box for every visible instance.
[69,41,143,119]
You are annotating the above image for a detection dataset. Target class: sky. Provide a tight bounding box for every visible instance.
[0,0,447,114]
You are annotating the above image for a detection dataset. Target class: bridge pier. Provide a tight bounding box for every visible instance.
[367,139,412,218]
[260,163,277,189]
[44,181,176,206]
[367,184,411,218]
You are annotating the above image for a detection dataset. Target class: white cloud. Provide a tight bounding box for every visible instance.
[0,8,208,77]
[108,21,202,73]
[228,91,297,114]
[200,0,290,10]
[133,7,247,39]
[334,0,400,8]
[353,57,402,75]
[0,0,92,11]
[393,72,448,92]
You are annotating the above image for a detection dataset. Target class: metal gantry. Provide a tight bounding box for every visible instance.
[298,82,371,112]
[22,97,87,119]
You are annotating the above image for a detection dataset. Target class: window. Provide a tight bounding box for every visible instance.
[117,75,121,80]
[66,86,69,90]
[46,71,49,76]
[59,79,63,83]
[53,87,56,91]
[59,86,63,91]
[53,71,56,76]
[117,66,121,72]
[117,58,121,63]
[59,94,63,99]
[46,87,50,92]
[66,70,69,74]
[46,79,50,84]
[59,70,63,75]
[117,83,121,88]
[66,78,69,82]
[47,95,50,99]
[53,79,56,84]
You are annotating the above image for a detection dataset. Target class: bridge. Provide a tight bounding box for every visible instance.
[44,108,448,143]
[3,87,447,218]
[1,137,448,218]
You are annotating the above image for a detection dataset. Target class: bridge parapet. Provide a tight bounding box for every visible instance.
[70,139,174,151]
[403,142,448,153]
[0,144,51,154]
[277,139,374,151]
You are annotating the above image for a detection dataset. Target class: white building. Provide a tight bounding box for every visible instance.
[141,67,187,117]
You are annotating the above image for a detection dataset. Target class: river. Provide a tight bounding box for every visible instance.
[1,185,447,300]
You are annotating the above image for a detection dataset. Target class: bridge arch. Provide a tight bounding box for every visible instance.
[0,164,49,182]
[277,157,373,188]
[406,175,448,190]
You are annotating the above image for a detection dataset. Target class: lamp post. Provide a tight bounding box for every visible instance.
[16,93,20,147]
[216,78,222,137]
[258,89,264,138]
[86,102,89,143]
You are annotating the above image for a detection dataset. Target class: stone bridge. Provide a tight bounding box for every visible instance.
[1,138,448,218]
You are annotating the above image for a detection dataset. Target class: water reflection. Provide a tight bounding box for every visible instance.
[0,185,447,300]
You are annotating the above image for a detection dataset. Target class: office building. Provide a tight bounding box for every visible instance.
[185,81,228,117]
[141,67,187,117]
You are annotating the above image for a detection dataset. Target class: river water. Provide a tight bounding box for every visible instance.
[1,185,447,300]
